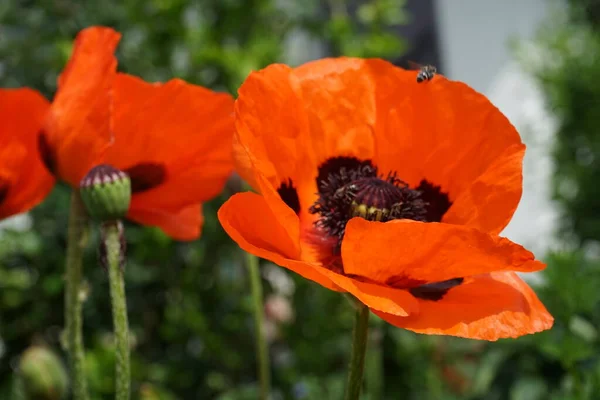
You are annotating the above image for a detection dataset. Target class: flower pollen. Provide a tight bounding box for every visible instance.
[309,157,428,254]
[307,158,459,301]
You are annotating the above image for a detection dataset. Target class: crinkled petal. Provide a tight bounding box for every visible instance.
[218,191,338,290]
[235,64,314,190]
[44,26,120,185]
[375,272,553,340]
[293,58,376,165]
[107,73,235,210]
[318,268,418,316]
[365,59,524,234]
[234,59,378,214]
[342,218,545,286]
[218,191,418,316]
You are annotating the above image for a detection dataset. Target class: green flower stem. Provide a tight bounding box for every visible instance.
[102,220,130,400]
[65,192,90,400]
[344,298,370,400]
[245,252,270,400]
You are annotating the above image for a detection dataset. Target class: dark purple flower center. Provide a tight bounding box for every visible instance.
[276,156,459,301]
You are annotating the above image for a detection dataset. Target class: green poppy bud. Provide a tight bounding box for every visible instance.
[79,164,131,221]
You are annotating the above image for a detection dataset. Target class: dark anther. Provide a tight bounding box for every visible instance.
[277,179,301,215]
[38,130,57,175]
[124,163,167,193]
[315,156,377,196]
[416,180,452,222]
[309,157,427,253]
[0,179,9,205]
[309,157,454,276]
[349,177,427,222]
[409,278,464,301]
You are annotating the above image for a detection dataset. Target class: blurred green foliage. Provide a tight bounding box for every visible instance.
[2,0,600,399]
[0,0,407,95]
[529,1,600,246]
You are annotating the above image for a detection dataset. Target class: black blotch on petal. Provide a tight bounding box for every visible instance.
[277,179,301,215]
[315,157,376,194]
[0,180,9,206]
[409,278,464,301]
[38,130,57,175]
[124,163,167,193]
[416,179,452,222]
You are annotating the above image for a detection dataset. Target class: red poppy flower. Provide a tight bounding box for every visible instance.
[0,88,54,219]
[41,26,235,239]
[218,58,554,340]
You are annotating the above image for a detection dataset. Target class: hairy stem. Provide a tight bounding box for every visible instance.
[245,252,270,400]
[102,221,130,400]
[344,300,370,400]
[65,192,90,400]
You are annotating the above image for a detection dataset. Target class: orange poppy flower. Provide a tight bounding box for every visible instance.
[0,88,54,219]
[218,58,554,340]
[41,26,235,239]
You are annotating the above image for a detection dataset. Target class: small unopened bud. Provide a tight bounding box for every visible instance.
[18,346,68,400]
[79,164,131,221]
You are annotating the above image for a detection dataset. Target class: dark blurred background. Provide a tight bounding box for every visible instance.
[1,0,600,399]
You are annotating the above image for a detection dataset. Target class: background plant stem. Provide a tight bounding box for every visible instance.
[103,221,130,400]
[65,192,89,400]
[344,301,370,400]
[365,318,384,399]
[245,252,270,400]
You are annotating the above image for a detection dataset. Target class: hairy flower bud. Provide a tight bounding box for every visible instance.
[79,164,131,221]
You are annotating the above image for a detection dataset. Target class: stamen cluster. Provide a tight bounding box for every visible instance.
[309,158,427,253]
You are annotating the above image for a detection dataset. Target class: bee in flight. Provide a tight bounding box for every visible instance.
[408,61,437,83]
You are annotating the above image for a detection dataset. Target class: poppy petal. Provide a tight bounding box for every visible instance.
[232,131,257,189]
[0,88,54,219]
[44,26,120,185]
[236,58,524,234]
[365,58,524,234]
[318,268,419,316]
[374,272,553,340]
[107,73,234,209]
[219,191,339,290]
[235,60,377,211]
[218,191,419,316]
[235,64,317,205]
[442,145,524,234]
[293,58,376,165]
[127,204,203,241]
[341,218,544,286]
